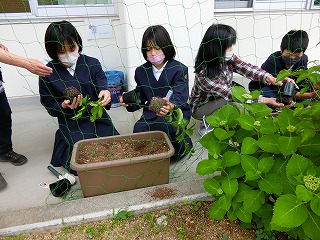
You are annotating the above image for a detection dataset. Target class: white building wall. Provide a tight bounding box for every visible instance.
[1,1,319,98]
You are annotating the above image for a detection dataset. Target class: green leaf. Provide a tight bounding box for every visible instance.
[196,159,220,175]
[236,205,252,223]
[241,155,259,173]
[241,137,259,155]
[257,135,280,154]
[238,115,256,131]
[203,178,223,196]
[209,201,227,220]
[245,170,260,181]
[213,128,235,140]
[296,185,313,202]
[218,195,232,211]
[300,128,316,143]
[233,183,252,203]
[302,212,320,240]
[272,194,308,228]
[207,141,222,157]
[258,173,283,195]
[222,151,241,167]
[258,117,278,134]
[310,194,320,216]
[206,104,240,128]
[243,190,265,212]
[299,136,320,156]
[231,86,249,103]
[245,103,273,119]
[277,69,293,81]
[227,209,237,221]
[227,165,245,179]
[221,178,238,197]
[277,108,299,134]
[286,154,312,185]
[277,136,301,157]
[258,156,274,173]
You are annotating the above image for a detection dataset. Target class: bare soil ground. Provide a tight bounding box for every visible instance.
[2,201,257,240]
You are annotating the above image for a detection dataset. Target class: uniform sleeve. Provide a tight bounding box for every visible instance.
[169,64,190,109]
[39,76,74,118]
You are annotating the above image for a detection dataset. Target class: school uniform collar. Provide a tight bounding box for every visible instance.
[152,61,168,81]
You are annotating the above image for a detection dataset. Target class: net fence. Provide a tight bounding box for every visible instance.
[1,0,319,204]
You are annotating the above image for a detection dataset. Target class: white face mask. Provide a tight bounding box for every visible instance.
[225,51,234,61]
[58,50,79,67]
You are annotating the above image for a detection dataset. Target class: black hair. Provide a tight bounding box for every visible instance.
[141,25,176,62]
[280,30,309,53]
[45,20,83,61]
[194,24,237,78]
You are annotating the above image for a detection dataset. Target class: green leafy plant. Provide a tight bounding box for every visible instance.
[165,108,195,155]
[113,208,135,220]
[196,81,320,239]
[277,62,320,99]
[71,95,104,122]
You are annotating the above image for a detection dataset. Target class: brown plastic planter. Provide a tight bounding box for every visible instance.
[71,131,174,198]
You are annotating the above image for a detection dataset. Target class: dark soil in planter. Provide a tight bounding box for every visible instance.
[76,139,169,164]
[149,97,168,113]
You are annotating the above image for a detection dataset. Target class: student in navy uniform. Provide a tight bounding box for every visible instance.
[120,25,192,161]
[249,30,317,100]
[39,21,119,175]
[0,44,52,190]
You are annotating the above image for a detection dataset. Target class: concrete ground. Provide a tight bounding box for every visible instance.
[0,96,209,237]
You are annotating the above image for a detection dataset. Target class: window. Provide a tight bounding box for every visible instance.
[214,0,310,12]
[0,0,30,13]
[215,0,253,10]
[31,0,115,17]
[0,0,116,17]
[309,0,320,8]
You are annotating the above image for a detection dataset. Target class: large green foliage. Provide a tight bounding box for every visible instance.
[197,84,320,240]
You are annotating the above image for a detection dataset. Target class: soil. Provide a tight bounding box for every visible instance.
[149,97,168,113]
[7,201,257,240]
[63,86,81,100]
[76,139,169,164]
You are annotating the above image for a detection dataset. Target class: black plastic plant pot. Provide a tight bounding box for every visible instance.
[277,81,295,105]
[122,89,141,105]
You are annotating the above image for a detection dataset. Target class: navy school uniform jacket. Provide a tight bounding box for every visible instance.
[126,59,192,159]
[127,59,191,120]
[39,54,119,172]
[249,51,309,97]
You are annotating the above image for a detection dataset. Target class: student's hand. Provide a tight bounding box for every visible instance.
[25,59,53,76]
[119,92,131,107]
[262,96,295,108]
[98,90,112,107]
[62,94,83,109]
[157,97,174,117]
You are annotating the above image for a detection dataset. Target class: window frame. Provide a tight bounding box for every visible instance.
[28,0,116,17]
[214,0,319,12]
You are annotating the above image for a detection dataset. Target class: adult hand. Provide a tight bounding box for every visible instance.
[262,96,295,108]
[25,59,53,76]
[0,44,8,51]
[156,97,174,117]
[62,94,83,109]
[98,90,112,107]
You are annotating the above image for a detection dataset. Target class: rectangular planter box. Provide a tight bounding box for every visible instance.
[71,131,174,198]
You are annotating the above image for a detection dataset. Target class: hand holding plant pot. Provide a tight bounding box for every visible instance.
[62,86,83,110]
[120,89,141,107]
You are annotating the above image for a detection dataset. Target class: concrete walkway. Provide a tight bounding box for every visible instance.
[0,96,209,237]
